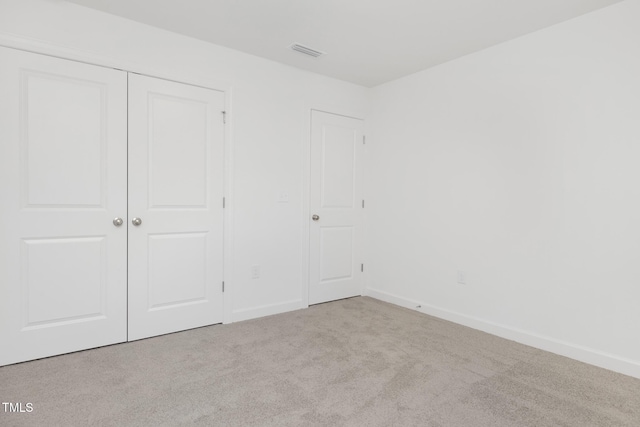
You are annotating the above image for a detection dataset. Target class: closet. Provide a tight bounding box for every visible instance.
[0,46,225,366]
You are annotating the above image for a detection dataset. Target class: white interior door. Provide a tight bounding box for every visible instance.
[127,74,225,341]
[0,47,128,365]
[309,110,364,305]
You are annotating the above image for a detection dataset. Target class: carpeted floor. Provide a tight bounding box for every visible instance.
[1,296,639,426]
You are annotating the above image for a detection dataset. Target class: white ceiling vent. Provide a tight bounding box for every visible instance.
[289,43,326,58]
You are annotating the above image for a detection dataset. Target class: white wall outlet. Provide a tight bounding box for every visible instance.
[457,269,466,284]
[251,265,260,279]
[277,191,289,203]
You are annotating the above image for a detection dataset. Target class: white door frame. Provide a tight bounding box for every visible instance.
[0,34,236,325]
[302,106,367,308]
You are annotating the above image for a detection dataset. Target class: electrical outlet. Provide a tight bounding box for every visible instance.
[457,270,466,284]
[251,265,260,279]
[277,191,289,203]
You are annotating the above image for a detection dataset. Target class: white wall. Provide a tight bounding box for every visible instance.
[367,0,640,378]
[0,0,369,322]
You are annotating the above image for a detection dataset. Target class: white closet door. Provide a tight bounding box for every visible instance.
[127,74,225,341]
[0,47,128,366]
[309,110,365,305]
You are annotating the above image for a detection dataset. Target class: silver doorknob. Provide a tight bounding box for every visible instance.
[113,217,123,227]
[132,217,142,226]
[312,215,320,221]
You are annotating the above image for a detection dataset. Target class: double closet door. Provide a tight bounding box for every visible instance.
[0,47,225,366]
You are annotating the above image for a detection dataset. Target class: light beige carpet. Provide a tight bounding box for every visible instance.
[0,297,638,426]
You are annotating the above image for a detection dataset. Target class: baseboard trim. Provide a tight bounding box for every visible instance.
[367,288,640,379]
[232,299,303,323]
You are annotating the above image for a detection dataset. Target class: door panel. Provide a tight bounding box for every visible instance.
[147,232,208,309]
[0,47,128,366]
[128,74,224,341]
[22,237,106,327]
[309,111,364,305]
[321,125,356,208]
[25,72,106,207]
[148,93,209,208]
[320,226,354,281]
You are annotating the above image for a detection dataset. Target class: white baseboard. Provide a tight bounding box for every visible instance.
[232,299,304,323]
[367,288,640,380]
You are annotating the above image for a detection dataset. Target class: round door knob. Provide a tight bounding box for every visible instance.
[113,217,123,227]
[312,214,320,221]
[132,217,142,226]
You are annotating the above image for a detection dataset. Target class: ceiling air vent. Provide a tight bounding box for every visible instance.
[289,43,326,58]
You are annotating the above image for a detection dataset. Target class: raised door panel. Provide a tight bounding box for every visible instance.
[128,74,224,341]
[148,94,209,208]
[24,72,105,207]
[319,226,355,283]
[0,47,127,366]
[147,232,208,309]
[21,237,107,327]
[321,125,356,209]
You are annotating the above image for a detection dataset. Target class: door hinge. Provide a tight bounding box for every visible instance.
[222,110,227,124]
[362,200,365,208]
[222,281,225,292]
[363,135,366,145]
[361,264,364,272]
[223,197,226,208]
